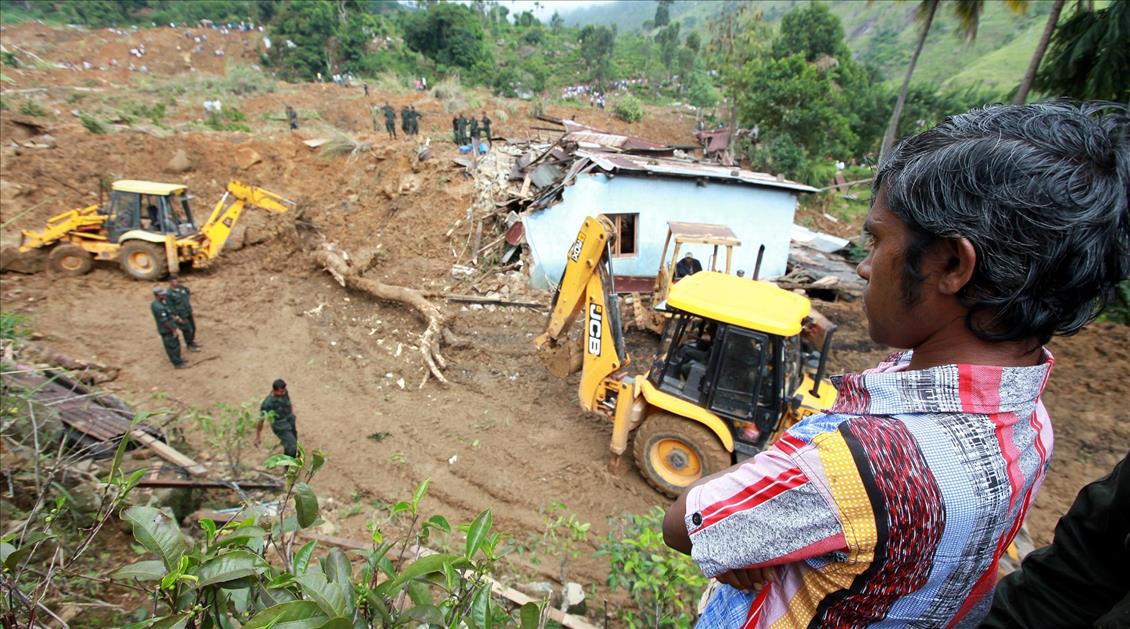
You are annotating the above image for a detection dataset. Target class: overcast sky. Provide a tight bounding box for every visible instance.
[489,0,615,20]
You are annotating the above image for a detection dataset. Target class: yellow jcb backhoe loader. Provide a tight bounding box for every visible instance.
[18,179,294,280]
[536,216,838,497]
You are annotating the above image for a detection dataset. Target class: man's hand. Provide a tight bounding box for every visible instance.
[714,566,775,592]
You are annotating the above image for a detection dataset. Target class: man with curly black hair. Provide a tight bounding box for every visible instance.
[665,102,1129,628]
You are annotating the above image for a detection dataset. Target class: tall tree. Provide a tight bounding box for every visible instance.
[1035,0,1129,101]
[1014,0,1064,104]
[654,0,673,27]
[773,1,849,61]
[578,24,616,85]
[655,22,681,75]
[880,0,940,162]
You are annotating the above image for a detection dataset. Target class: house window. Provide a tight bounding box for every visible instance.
[609,213,638,256]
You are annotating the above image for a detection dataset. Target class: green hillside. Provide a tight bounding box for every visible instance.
[563,0,1061,93]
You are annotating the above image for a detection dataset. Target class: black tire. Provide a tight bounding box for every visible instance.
[119,240,168,281]
[632,412,731,498]
[47,244,94,276]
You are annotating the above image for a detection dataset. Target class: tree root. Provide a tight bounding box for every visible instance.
[312,242,451,385]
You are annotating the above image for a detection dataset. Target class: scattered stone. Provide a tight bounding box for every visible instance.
[235,146,262,169]
[562,582,586,614]
[165,148,192,173]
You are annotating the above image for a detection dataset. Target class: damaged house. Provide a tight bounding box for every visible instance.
[511,122,817,290]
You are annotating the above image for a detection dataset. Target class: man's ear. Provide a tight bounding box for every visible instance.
[936,237,977,296]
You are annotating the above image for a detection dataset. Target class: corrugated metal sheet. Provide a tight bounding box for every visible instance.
[668,221,741,245]
[573,149,817,194]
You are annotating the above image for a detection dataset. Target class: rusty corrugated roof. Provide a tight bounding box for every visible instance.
[575,149,817,193]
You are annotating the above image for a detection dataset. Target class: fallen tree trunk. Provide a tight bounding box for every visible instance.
[312,242,453,385]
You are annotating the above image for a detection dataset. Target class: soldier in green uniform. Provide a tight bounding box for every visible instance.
[480,112,492,147]
[452,114,460,144]
[400,105,410,136]
[255,378,298,457]
[409,105,421,136]
[166,274,199,352]
[456,114,469,145]
[469,115,480,147]
[150,287,186,369]
[381,102,397,139]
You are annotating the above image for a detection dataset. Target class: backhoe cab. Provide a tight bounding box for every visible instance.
[19,179,293,280]
[536,216,836,497]
[630,221,742,334]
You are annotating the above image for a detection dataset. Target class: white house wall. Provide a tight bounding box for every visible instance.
[523,173,800,290]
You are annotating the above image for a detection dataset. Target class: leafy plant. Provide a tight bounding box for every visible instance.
[0,312,29,342]
[613,94,644,123]
[190,400,259,477]
[113,449,544,627]
[205,106,252,132]
[18,101,45,117]
[597,506,708,629]
[78,111,108,134]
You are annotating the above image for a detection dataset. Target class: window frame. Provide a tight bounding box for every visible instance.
[607,212,639,257]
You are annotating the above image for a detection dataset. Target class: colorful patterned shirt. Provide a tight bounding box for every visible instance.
[686,351,1055,628]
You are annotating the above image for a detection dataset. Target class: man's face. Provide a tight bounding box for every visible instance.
[169,278,178,288]
[273,387,286,397]
[857,192,929,349]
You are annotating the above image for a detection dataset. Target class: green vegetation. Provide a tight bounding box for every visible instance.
[78,111,108,134]
[598,507,708,628]
[190,400,258,476]
[613,94,644,123]
[205,106,251,132]
[17,101,45,117]
[0,312,29,342]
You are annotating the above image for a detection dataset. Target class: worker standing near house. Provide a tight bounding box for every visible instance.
[166,274,199,352]
[150,287,186,369]
[673,251,702,281]
[662,102,1130,627]
[481,111,492,147]
[381,102,397,139]
[256,378,298,458]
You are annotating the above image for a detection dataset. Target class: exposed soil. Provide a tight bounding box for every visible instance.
[1,23,1127,617]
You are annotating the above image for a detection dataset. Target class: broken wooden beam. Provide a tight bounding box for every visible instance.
[137,478,281,490]
[129,430,207,476]
[443,294,545,309]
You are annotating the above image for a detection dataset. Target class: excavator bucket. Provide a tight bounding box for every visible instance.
[226,180,296,214]
[534,333,583,379]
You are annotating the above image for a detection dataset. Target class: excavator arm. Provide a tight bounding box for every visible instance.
[194,180,295,259]
[18,205,104,252]
[535,216,631,415]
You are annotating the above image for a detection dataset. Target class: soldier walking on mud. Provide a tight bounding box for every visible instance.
[150,287,187,369]
[166,274,199,352]
[400,104,410,137]
[286,104,298,131]
[256,378,298,458]
[381,102,397,139]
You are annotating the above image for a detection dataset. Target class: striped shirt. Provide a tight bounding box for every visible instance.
[687,351,1055,628]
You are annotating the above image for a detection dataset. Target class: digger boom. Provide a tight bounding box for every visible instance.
[194,180,295,260]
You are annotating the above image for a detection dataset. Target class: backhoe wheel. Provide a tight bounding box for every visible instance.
[633,412,731,498]
[119,241,168,281]
[47,244,94,276]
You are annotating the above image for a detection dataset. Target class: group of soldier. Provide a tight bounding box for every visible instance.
[372,102,422,139]
[149,276,299,458]
[452,112,492,147]
[149,275,197,369]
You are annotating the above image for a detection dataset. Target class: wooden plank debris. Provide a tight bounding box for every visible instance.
[129,429,207,476]
[137,478,281,490]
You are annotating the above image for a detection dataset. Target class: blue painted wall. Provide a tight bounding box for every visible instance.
[523,173,801,289]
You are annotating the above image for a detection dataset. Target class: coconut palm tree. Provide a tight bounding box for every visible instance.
[1014,0,1066,104]
[879,0,1025,161]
